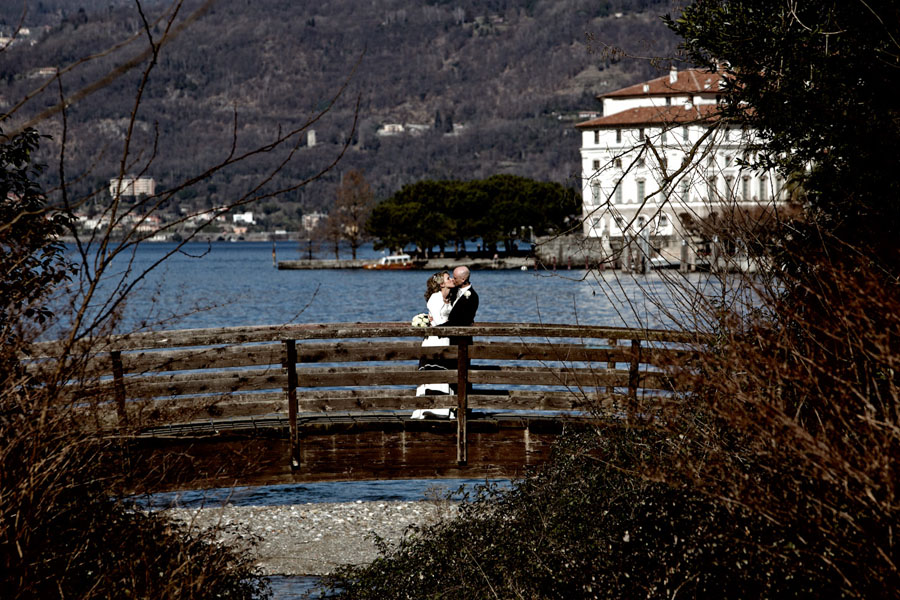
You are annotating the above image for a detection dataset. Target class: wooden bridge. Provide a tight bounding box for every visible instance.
[31,323,701,490]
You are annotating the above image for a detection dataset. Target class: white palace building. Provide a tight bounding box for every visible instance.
[575,67,786,269]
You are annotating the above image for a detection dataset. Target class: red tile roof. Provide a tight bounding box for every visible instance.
[575,104,721,129]
[603,68,727,98]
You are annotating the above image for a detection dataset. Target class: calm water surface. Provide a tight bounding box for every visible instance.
[68,241,716,332]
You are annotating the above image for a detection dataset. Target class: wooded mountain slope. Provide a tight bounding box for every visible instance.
[0,0,681,225]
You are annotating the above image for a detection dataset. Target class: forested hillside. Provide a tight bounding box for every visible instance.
[0,0,681,228]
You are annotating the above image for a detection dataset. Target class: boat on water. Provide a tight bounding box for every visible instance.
[363,254,414,270]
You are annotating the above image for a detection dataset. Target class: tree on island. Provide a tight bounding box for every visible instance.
[366,175,579,256]
[331,168,375,260]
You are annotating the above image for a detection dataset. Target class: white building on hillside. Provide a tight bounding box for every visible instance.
[575,68,786,269]
[109,175,156,198]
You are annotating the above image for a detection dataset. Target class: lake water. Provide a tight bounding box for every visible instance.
[64,240,722,598]
[64,240,716,333]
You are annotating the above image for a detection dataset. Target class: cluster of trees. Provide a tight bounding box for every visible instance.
[365,174,579,255]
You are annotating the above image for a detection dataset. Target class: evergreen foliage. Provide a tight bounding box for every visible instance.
[366,175,578,253]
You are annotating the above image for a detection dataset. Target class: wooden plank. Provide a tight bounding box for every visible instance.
[28,322,705,356]
[120,344,282,373]
[469,367,632,388]
[116,369,288,399]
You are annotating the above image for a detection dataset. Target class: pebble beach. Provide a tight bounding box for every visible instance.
[165,500,458,576]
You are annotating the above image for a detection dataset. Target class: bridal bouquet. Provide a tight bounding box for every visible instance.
[411,313,430,328]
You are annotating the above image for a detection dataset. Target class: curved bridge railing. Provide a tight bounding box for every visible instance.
[29,322,703,473]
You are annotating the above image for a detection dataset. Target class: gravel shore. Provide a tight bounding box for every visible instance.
[165,501,458,576]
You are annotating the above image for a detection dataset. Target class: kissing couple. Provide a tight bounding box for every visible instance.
[414,266,479,407]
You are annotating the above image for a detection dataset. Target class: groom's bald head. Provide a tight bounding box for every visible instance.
[453,266,470,285]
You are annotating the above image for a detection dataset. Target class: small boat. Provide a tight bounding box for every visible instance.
[363,254,414,270]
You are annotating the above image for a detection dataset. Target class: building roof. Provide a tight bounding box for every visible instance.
[575,104,721,129]
[603,68,727,98]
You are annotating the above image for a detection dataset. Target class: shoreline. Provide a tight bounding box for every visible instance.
[276,256,536,271]
[164,500,457,576]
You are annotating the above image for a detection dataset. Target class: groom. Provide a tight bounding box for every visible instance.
[441,266,478,400]
[442,266,479,326]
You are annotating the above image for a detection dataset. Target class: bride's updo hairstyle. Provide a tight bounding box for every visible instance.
[424,271,448,300]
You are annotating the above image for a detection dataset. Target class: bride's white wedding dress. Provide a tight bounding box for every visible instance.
[412,292,454,418]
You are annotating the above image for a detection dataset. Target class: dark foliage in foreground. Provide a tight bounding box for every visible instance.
[326,428,831,599]
[0,386,272,599]
[0,127,270,599]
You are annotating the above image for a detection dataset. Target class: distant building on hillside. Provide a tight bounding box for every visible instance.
[575,67,786,269]
[232,211,255,225]
[302,211,326,232]
[109,175,156,198]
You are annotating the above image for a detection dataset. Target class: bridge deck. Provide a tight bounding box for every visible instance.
[128,411,598,491]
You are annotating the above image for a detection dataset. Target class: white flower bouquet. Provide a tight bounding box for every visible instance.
[411,313,430,328]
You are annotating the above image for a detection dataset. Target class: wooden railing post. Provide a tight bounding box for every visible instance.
[606,338,617,396]
[282,339,300,470]
[111,351,127,427]
[628,338,641,400]
[456,336,471,466]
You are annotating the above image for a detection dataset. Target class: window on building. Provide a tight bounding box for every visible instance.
[616,129,622,143]
[724,175,735,199]
[637,215,646,228]
[775,176,784,200]
[707,175,717,200]
[594,130,600,145]
[614,181,623,204]
[682,126,689,142]
[707,155,715,167]
[724,155,732,167]
[639,128,645,140]
[592,159,600,171]
[637,158,646,168]
[759,176,768,201]
[636,179,646,202]
[591,181,601,206]
[659,213,669,228]
[742,176,751,200]
[615,216,625,229]
[614,158,622,169]
[661,129,667,144]
[592,217,601,229]
[679,181,689,202]
[665,96,671,106]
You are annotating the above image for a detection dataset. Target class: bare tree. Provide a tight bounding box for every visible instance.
[333,168,375,259]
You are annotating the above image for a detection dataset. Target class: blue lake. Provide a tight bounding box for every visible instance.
[62,240,717,333]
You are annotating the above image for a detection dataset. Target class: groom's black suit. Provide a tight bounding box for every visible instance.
[440,286,478,396]
[443,287,479,327]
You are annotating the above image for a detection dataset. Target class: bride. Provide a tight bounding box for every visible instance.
[414,271,456,404]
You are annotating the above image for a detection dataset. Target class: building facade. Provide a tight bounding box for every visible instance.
[109,175,156,198]
[575,68,785,269]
